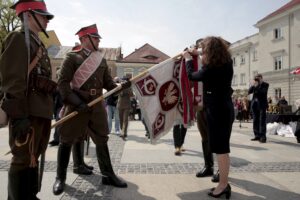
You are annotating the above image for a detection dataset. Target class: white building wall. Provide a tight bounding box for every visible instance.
[231,3,300,109]
[291,11,300,67]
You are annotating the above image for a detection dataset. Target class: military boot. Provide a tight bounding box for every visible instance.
[29,167,40,200]
[53,143,72,195]
[72,141,93,175]
[96,143,127,188]
[196,141,214,177]
[8,167,31,200]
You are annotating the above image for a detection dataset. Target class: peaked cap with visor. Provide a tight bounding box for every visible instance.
[11,0,54,20]
[75,24,102,39]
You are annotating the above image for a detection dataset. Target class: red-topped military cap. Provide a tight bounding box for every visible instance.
[75,24,102,39]
[11,0,54,20]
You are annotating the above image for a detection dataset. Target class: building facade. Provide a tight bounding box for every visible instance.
[116,43,170,79]
[230,0,300,110]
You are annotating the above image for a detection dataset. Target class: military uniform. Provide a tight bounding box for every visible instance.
[0,1,54,199]
[58,47,115,143]
[53,24,128,196]
[117,86,133,138]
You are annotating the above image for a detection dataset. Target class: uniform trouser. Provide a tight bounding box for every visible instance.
[196,110,213,168]
[8,117,51,200]
[118,108,130,137]
[173,124,187,148]
[252,108,267,139]
[57,109,114,181]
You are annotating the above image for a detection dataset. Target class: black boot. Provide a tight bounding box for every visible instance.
[29,167,40,200]
[8,167,32,200]
[211,170,220,183]
[72,141,93,175]
[53,143,72,195]
[96,143,127,188]
[196,141,214,177]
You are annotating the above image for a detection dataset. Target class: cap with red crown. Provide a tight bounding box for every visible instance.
[11,0,54,20]
[75,24,102,39]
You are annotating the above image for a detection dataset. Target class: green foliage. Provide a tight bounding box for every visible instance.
[0,0,21,49]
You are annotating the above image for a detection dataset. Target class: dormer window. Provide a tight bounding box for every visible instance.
[143,55,158,60]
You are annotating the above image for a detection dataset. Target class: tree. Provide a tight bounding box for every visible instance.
[0,0,21,48]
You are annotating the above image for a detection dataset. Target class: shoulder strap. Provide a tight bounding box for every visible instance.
[71,50,106,89]
[28,47,42,75]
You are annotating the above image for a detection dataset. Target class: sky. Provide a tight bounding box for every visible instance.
[46,0,290,57]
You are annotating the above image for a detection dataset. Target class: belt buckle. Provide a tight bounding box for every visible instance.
[90,89,97,96]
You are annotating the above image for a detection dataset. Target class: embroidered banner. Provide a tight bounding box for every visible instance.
[132,58,185,143]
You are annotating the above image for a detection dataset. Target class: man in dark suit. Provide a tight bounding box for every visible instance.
[248,74,269,143]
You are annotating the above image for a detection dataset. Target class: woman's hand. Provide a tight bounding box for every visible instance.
[182,50,192,60]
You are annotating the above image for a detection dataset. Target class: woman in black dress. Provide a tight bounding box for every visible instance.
[183,36,234,199]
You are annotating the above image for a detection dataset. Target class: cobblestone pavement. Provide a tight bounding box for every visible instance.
[1,123,299,200]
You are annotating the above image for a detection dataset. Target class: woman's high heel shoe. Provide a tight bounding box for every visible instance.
[208,184,231,199]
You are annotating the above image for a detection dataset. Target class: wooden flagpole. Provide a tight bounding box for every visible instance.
[51,53,182,129]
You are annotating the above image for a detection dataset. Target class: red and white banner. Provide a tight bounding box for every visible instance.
[133,56,202,143]
[133,58,183,143]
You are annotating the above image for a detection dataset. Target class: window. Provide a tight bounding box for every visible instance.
[232,57,236,66]
[253,50,258,61]
[240,73,246,85]
[232,74,237,85]
[275,88,281,99]
[274,56,282,70]
[274,28,282,39]
[240,55,245,64]
[124,68,133,78]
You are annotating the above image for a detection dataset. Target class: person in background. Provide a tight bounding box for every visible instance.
[117,77,133,140]
[0,0,55,198]
[106,77,121,135]
[173,124,187,156]
[49,89,63,146]
[248,74,269,143]
[277,96,288,107]
[183,36,234,198]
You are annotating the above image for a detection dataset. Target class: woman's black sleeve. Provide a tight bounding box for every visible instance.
[185,60,205,81]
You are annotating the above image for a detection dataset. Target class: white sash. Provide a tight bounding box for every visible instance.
[71,50,105,89]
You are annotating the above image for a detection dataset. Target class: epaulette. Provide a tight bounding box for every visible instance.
[71,45,82,52]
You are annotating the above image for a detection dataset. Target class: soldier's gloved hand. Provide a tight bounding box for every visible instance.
[75,103,91,113]
[121,80,131,90]
[65,92,83,106]
[11,118,31,143]
[65,92,91,113]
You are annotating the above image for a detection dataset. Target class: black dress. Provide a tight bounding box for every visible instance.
[186,60,234,154]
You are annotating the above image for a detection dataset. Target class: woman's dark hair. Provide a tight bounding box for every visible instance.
[201,36,232,67]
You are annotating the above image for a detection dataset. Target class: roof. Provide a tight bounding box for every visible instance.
[257,0,300,24]
[39,30,61,48]
[121,43,170,64]
[48,45,122,61]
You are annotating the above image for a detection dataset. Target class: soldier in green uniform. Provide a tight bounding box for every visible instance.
[0,0,55,199]
[52,24,129,195]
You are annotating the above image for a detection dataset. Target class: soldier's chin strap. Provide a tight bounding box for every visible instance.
[30,11,49,38]
[88,35,98,51]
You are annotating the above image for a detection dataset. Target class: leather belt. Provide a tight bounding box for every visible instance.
[79,88,102,96]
